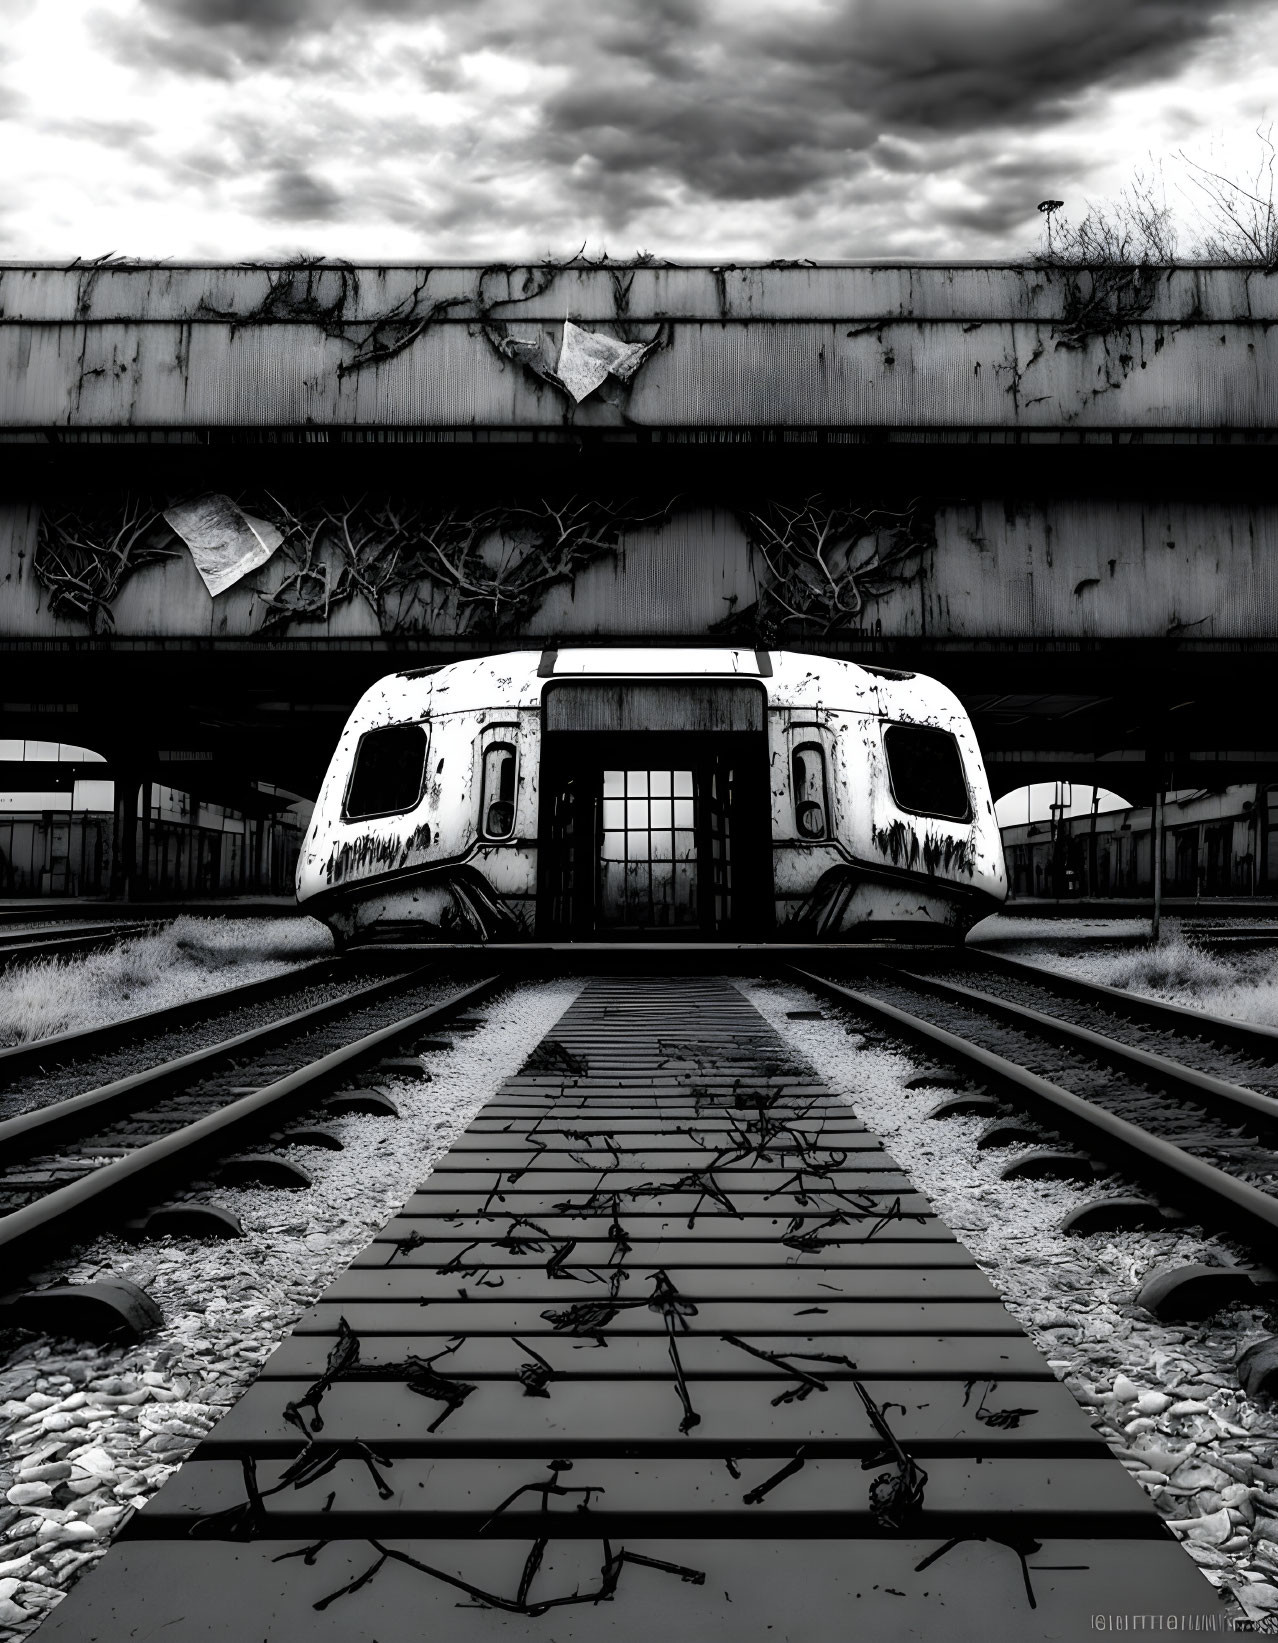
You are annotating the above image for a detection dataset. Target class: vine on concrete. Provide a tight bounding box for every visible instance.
[34,489,934,641]
[33,495,178,632]
[1049,261,1160,350]
[716,495,934,644]
[194,260,472,378]
[251,493,676,634]
[33,491,676,636]
[191,253,670,390]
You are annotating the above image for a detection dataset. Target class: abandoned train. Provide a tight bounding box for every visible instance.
[296,648,1007,944]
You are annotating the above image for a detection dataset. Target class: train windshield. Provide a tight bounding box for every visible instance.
[344,724,428,820]
[884,724,970,822]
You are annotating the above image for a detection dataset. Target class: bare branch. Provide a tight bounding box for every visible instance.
[717,496,933,643]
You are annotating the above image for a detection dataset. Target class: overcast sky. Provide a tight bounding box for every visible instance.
[1,0,1275,261]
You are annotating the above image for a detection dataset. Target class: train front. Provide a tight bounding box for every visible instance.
[767,654,1006,940]
[295,654,544,946]
[296,648,1006,946]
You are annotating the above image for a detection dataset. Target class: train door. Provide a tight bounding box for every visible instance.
[537,681,771,939]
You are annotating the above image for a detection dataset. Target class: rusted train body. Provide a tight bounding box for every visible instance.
[296,649,1006,943]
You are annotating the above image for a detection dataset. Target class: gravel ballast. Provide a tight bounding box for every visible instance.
[0,976,582,1641]
[743,975,1278,1627]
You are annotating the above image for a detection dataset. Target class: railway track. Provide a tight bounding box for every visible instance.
[0,952,367,1117]
[0,963,499,1275]
[0,919,164,972]
[793,950,1278,1258]
[28,972,1215,1641]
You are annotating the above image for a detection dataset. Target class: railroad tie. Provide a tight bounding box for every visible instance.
[37,976,1222,1640]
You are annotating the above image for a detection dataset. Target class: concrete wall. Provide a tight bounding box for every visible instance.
[1,263,1277,434]
[4,497,1277,645]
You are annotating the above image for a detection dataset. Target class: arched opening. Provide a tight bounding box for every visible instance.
[0,738,112,897]
[995,782,1132,901]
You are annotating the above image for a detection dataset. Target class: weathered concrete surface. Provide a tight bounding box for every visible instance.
[5,261,1275,323]
[2,497,1274,645]
[0,262,1276,432]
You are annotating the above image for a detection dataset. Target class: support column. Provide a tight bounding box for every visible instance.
[109,770,139,901]
[1084,785,1097,897]
[138,778,153,902]
[1151,756,1165,946]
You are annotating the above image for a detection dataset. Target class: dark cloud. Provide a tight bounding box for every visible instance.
[764,2,1265,131]
[139,0,433,33]
[934,197,1045,237]
[89,11,242,78]
[151,0,321,25]
[544,86,873,203]
[42,116,155,150]
[39,0,1278,259]
[97,0,424,76]
[260,167,345,221]
[534,0,1274,210]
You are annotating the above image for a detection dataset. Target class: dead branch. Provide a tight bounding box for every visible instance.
[34,496,176,631]
[718,496,933,643]
[248,493,676,636]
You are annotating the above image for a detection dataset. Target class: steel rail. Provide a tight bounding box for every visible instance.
[0,956,339,1083]
[966,947,1278,1059]
[0,964,437,1159]
[0,974,500,1270]
[788,964,1278,1255]
[0,921,141,951]
[885,964,1278,1129]
[0,921,166,971]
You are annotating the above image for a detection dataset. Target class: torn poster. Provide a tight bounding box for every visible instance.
[163,495,284,598]
[555,320,651,403]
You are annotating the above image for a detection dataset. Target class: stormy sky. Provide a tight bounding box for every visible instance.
[2,0,1276,260]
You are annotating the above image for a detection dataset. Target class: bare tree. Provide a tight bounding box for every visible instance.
[1036,168,1178,266]
[1180,126,1278,269]
[1034,130,1278,269]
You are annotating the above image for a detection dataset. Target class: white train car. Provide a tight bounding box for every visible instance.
[296,648,1006,943]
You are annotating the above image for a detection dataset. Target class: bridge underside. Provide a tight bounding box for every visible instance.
[2,263,1277,833]
[2,633,1273,815]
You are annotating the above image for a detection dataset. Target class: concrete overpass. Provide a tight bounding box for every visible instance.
[1,259,1276,857]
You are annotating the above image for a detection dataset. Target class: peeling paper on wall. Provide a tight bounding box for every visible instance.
[163,494,284,598]
[555,320,651,403]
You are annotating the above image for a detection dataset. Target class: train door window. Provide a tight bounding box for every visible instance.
[883,724,970,822]
[598,768,698,929]
[480,744,518,840]
[344,724,428,821]
[791,743,830,839]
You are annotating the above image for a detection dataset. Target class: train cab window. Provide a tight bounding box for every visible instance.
[481,744,518,839]
[791,744,830,839]
[883,724,971,821]
[344,725,428,821]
